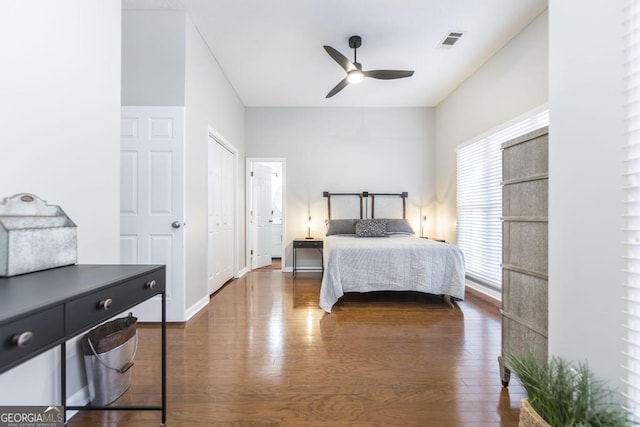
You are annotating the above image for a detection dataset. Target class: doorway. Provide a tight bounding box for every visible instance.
[246,158,286,271]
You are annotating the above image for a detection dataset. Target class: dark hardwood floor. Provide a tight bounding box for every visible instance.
[67,270,525,426]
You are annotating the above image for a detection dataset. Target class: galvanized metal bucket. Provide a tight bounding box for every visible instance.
[82,314,138,406]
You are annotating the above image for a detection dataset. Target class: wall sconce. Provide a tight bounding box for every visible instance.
[306,215,313,239]
[421,216,428,238]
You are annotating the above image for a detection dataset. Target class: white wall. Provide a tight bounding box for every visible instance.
[246,107,435,268]
[548,0,625,389]
[0,0,121,404]
[434,10,549,244]
[121,11,185,106]
[184,15,246,308]
[433,1,625,392]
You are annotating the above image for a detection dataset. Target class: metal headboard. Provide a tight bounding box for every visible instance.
[322,191,365,219]
[370,192,408,219]
[323,191,408,219]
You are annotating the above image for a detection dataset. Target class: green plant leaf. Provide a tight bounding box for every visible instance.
[503,353,630,426]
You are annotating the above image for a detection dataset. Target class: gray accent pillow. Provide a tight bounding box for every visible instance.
[355,219,388,237]
[381,218,415,235]
[325,219,357,236]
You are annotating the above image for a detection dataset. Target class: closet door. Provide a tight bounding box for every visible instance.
[220,144,234,280]
[208,137,235,295]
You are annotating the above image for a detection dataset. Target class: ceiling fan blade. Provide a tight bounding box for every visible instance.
[363,70,415,80]
[323,45,356,73]
[326,77,350,98]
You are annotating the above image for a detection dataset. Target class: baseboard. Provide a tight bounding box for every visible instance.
[282,266,293,273]
[185,295,209,321]
[465,285,501,309]
[236,267,248,278]
[65,385,90,420]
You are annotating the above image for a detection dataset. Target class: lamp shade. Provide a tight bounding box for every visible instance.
[306,215,313,239]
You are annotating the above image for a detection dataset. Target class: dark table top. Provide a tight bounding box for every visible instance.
[0,264,164,324]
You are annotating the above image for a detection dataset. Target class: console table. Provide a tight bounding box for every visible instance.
[0,264,166,424]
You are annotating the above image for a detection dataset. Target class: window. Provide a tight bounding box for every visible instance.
[623,0,640,420]
[456,109,549,290]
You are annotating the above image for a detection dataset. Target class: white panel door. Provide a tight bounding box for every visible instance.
[208,138,235,294]
[121,106,185,322]
[207,136,222,294]
[251,163,272,269]
[220,145,234,278]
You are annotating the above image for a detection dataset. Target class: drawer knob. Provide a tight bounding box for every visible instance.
[13,331,33,349]
[99,298,113,311]
[146,279,157,290]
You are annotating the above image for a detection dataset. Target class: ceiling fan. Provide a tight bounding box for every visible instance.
[323,35,414,98]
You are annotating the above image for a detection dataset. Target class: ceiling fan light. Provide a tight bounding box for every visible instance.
[347,70,364,84]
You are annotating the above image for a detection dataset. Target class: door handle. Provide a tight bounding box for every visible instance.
[171,221,181,229]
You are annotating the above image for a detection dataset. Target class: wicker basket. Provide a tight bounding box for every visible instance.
[519,399,550,427]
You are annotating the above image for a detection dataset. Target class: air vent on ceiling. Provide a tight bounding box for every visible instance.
[440,32,464,47]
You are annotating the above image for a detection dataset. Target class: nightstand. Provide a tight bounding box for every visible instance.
[292,238,323,275]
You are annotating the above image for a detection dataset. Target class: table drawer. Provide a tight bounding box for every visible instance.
[66,271,165,335]
[293,240,323,249]
[0,306,64,371]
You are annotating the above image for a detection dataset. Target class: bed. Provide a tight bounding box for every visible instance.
[319,191,465,313]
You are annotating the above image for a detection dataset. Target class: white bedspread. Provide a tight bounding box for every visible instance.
[319,235,465,312]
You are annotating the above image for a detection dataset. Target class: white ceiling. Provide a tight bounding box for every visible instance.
[123,0,548,107]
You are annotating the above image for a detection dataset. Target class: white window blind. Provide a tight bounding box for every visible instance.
[456,110,549,289]
[623,0,640,420]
